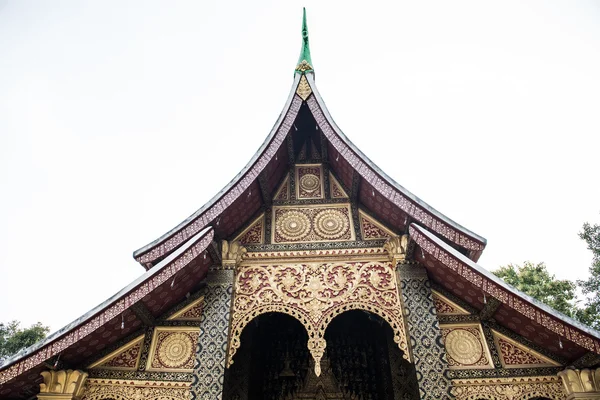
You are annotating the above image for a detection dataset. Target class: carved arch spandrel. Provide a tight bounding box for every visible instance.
[227,261,411,376]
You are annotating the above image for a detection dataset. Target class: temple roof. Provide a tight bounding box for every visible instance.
[132,10,487,269]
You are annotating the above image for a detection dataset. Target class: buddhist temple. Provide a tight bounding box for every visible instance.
[1,9,600,400]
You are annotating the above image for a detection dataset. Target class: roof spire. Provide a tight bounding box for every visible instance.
[295,8,313,74]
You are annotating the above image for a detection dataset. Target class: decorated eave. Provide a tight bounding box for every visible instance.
[0,227,215,397]
[410,223,600,363]
[132,10,487,270]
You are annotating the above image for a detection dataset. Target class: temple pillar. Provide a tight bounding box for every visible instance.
[190,241,243,400]
[37,369,88,400]
[397,261,453,400]
[558,368,600,400]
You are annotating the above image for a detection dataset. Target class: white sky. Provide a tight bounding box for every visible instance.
[1,1,600,333]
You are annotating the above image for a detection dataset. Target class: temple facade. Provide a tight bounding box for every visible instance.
[1,9,600,400]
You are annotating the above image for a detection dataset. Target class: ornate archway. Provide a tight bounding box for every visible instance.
[227,260,410,376]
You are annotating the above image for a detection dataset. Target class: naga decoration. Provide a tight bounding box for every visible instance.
[227,261,410,376]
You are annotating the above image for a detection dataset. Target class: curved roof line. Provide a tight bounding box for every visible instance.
[304,73,487,258]
[133,75,303,265]
[410,223,600,350]
[0,227,214,384]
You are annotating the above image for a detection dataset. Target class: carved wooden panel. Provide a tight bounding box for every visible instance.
[432,290,470,316]
[233,214,264,245]
[295,164,324,200]
[87,336,144,371]
[228,261,409,376]
[272,204,355,244]
[167,297,204,322]
[492,330,561,368]
[440,323,494,369]
[146,327,200,372]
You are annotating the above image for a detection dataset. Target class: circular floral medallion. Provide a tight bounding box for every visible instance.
[445,329,483,365]
[157,332,194,369]
[275,210,311,242]
[313,209,350,240]
[300,174,320,193]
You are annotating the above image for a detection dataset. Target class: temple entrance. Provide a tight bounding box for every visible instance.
[223,311,418,400]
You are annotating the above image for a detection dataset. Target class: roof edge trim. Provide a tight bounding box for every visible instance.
[410,223,600,351]
[0,227,214,384]
[133,75,304,266]
[304,74,487,258]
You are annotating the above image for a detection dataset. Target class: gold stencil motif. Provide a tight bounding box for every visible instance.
[431,290,470,316]
[146,327,199,372]
[329,172,348,199]
[492,330,560,368]
[274,175,290,201]
[295,164,324,200]
[451,376,564,400]
[296,74,312,100]
[228,261,410,377]
[167,296,204,321]
[359,209,395,241]
[272,204,355,244]
[233,214,264,245]
[440,323,493,369]
[87,335,144,370]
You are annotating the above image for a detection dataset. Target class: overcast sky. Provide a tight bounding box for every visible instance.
[1,1,600,333]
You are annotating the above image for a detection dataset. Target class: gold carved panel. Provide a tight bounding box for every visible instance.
[492,330,560,368]
[440,323,494,369]
[451,376,565,400]
[87,335,144,371]
[295,164,324,200]
[228,260,410,376]
[272,203,355,244]
[146,327,200,372]
[82,378,190,400]
[432,290,470,316]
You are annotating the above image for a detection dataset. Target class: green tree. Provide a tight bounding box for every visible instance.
[0,320,50,360]
[492,261,579,318]
[577,221,600,329]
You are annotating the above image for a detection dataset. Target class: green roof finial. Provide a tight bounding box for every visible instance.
[295,8,313,74]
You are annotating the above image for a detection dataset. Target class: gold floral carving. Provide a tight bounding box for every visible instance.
[329,172,348,199]
[272,204,355,244]
[440,323,494,369]
[146,327,199,372]
[492,330,560,368]
[228,261,410,376]
[82,378,190,400]
[87,335,144,370]
[274,175,290,201]
[451,376,565,400]
[558,368,600,399]
[295,164,324,200]
[222,240,247,269]
[384,234,409,265]
[296,74,312,101]
[39,369,88,400]
[359,210,395,241]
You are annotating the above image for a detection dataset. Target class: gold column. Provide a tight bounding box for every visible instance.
[38,370,88,400]
[558,368,600,400]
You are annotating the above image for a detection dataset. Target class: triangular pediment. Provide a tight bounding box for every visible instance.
[232,214,265,245]
[431,290,471,316]
[274,175,290,201]
[329,172,348,199]
[87,334,144,370]
[492,330,561,368]
[359,209,395,241]
[167,296,205,321]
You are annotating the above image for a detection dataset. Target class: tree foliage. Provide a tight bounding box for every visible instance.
[577,221,600,329]
[493,262,579,318]
[0,321,50,360]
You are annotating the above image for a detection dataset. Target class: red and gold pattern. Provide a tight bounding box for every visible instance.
[432,290,470,316]
[272,204,354,244]
[167,296,204,322]
[329,172,348,199]
[440,324,493,369]
[274,175,290,201]
[88,335,144,370]
[82,379,190,400]
[359,210,395,240]
[233,214,264,245]
[451,376,564,400]
[492,330,560,368]
[295,164,324,200]
[228,261,410,376]
[146,328,199,372]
